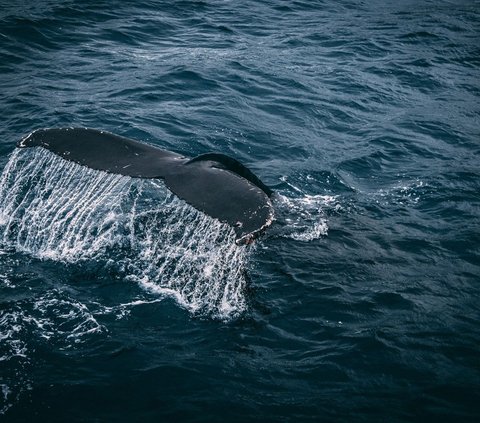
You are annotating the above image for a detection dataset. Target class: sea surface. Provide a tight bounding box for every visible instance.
[0,1,479,421]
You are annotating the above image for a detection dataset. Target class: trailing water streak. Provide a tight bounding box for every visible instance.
[0,148,250,319]
[126,180,250,316]
[0,148,130,259]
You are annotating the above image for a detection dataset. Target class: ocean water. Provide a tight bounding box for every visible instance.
[0,0,479,421]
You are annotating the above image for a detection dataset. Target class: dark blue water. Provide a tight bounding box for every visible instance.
[1,1,479,421]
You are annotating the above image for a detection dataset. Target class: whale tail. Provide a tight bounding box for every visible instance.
[18,128,274,244]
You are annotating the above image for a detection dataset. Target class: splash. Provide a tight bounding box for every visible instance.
[272,194,329,241]
[0,148,130,261]
[0,148,250,319]
[271,177,335,242]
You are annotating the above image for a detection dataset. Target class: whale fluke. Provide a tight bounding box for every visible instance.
[18,128,274,244]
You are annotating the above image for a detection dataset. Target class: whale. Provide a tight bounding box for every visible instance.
[17,128,274,244]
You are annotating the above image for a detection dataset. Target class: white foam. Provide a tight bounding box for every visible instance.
[0,383,12,415]
[0,311,28,361]
[31,292,106,343]
[272,192,331,242]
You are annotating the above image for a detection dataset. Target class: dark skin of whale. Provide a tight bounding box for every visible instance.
[18,128,274,244]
